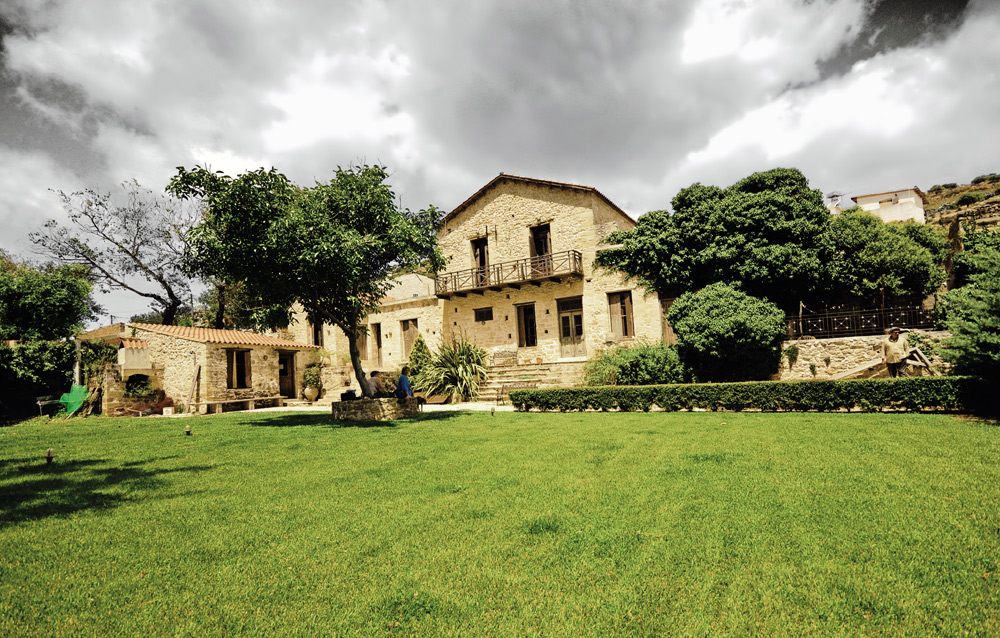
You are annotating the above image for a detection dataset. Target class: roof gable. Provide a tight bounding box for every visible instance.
[443,173,634,227]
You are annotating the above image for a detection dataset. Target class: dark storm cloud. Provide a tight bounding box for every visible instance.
[817,0,971,80]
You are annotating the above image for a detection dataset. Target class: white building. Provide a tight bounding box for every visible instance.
[851,187,928,224]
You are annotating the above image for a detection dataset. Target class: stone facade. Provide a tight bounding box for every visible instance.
[84,324,318,411]
[776,331,949,381]
[285,175,667,398]
[330,397,420,421]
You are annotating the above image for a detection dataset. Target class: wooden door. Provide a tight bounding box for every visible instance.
[371,323,383,367]
[401,319,418,359]
[557,297,585,357]
[530,224,552,276]
[472,237,489,286]
[278,352,295,398]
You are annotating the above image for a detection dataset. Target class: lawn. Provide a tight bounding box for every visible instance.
[1,410,998,637]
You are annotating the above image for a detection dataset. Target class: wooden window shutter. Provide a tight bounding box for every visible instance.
[623,292,634,337]
[243,350,252,388]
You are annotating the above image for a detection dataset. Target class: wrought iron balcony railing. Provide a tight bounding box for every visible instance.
[435,250,584,298]
[787,305,937,339]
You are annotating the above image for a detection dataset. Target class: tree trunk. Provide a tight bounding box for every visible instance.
[161,299,181,325]
[213,282,227,329]
[345,323,374,397]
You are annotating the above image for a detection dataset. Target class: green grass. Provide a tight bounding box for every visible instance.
[2,411,999,637]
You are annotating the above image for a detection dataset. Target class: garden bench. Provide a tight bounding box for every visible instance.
[491,350,518,366]
[192,395,285,414]
[497,381,538,405]
[36,396,60,416]
[412,392,452,409]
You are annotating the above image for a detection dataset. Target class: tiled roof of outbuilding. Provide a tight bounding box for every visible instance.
[129,323,317,349]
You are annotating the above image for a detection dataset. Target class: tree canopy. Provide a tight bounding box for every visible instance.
[168,164,444,396]
[30,181,197,325]
[666,282,787,382]
[941,246,1000,381]
[597,168,834,311]
[827,209,946,303]
[0,251,97,341]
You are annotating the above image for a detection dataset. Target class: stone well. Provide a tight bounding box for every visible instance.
[330,397,420,421]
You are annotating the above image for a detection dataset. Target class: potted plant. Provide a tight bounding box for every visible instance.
[303,363,322,402]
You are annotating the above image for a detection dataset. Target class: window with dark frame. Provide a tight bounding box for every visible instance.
[312,321,324,347]
[516,304,537,348]
[474,307,493,322]
[608,291,634,339]
[226,349,252,389]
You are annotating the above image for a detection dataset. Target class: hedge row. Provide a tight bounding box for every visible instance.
[509,377,994,413]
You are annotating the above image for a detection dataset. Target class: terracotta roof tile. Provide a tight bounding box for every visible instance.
[129,323,317,349]
[120,339,148,349]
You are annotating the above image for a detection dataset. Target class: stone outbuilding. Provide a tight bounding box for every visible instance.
[81,323,319,410]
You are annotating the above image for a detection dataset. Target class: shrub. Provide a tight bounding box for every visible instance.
[124,375,154,399]
[414,338,488,400]
[941,248,1000,381]
[303,363,323,389]
[0,341,75,418]
[509,377,990,414]
[943,183,958,189]
[957,192,984,207]
[583,341,684,386]
[667,283,787,382]
[971,173,1000,185]
[407,333,432,377]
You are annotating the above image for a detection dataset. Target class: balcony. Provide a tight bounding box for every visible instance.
[435,250,584,298]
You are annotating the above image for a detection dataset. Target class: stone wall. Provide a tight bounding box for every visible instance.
[330,397,420,421]
[776,331,949,381]
[131,328,206,404]
[101,365,165,416]
[436,178,664,363]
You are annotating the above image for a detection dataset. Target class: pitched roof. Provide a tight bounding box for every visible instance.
[77,323,127,341]
[851,187,929,205]
[442,173,634,225]
[129,323,317,349]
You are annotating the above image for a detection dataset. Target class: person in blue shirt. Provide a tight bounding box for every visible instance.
[395,366,413,399]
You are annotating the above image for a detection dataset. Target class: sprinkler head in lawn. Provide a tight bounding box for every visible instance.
[185,424,191,436]
[46,448,54,464]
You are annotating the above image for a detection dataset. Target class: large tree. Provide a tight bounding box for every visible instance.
[596,168,834,310]
[827,209,946,304]
[0,251,97,341]
[168,164,444,397]
[30,181,197,325]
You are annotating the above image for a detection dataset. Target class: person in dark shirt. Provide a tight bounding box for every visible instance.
[395,366,413,399]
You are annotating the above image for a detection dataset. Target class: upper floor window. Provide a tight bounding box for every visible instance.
[474,307,493,322]
[312,321,324,347]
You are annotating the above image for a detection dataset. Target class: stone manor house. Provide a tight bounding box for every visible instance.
[281,174,672,396]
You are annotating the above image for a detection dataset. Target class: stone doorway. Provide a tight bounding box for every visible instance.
[278,351,296,398]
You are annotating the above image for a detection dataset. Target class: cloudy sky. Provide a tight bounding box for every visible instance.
[1,0,997,321]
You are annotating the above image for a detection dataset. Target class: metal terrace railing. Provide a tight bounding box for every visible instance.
[435,250,584,297]
[788,305,937,339]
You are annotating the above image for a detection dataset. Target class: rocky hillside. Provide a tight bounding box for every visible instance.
[924,172,1000,231]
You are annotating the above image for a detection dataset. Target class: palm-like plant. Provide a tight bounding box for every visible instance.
[414,339,488,400]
